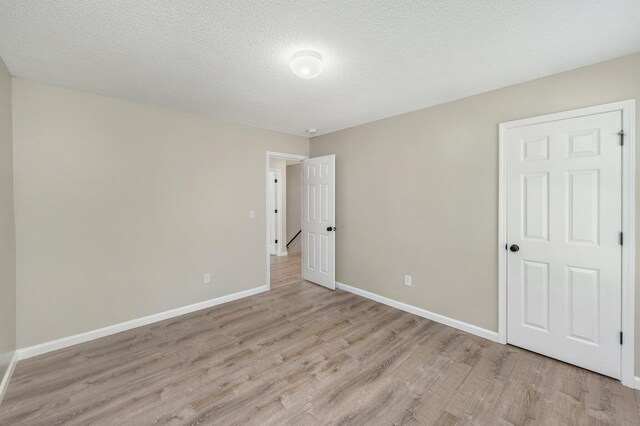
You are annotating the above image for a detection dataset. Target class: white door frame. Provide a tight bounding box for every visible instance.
[498,100,636,387]
[266,151,308,290]
[268,169,284,256]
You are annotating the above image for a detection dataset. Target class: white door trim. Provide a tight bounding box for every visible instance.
[268,169,285,256]
[265,151,308,290]
[498,100,636,387]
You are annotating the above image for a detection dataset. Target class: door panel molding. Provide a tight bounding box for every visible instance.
[499,100,635,387]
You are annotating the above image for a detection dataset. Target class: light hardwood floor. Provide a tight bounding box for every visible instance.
[1,259,639,424]
[270,252,302,288]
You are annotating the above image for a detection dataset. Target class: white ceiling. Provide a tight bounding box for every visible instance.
[1,1,639,137]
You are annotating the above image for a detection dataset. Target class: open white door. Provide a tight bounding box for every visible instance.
[302,155,335,289]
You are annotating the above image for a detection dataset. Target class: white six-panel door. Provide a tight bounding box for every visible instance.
[506,110,622,378]
[302,155,335,289]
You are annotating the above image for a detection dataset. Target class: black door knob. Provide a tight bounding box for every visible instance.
[509,244,519,252]
[326,226,335,232]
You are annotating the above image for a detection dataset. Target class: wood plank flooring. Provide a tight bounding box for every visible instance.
[270,252,302,288]
[1,262,639,424]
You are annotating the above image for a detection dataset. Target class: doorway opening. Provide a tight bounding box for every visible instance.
[267,152,306,289]
[266,151,337,291]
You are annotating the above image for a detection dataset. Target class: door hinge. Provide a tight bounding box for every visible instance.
[619,232,623,246]
[275,239,278,244]
[275,209,278,213]
[274,179,278,183]
[618,130,625,146]
[620,331,624,345]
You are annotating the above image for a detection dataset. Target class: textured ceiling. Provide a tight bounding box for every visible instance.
[1,1,640,136]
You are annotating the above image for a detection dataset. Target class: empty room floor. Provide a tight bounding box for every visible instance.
[1,281,639,425]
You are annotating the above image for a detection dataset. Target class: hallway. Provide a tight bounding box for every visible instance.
[270,253,302,288]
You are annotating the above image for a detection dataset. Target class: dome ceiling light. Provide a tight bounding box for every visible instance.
[290,50,323,79]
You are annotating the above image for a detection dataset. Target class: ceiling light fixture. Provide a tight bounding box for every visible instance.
[290,50,323,79]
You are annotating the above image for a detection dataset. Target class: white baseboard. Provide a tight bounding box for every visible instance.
[634,376,640,390]
[335,282,499,342]
[0,351,18,406]
[17,285,269,360]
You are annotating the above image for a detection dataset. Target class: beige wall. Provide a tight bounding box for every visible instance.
[12,79,308,348]
[0,57,15,381]
[286,163,302,254]
[310,53,640,373]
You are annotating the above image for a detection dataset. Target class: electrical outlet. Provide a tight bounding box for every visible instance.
[204,273,211,284]
[404,274,412,287]
[249,210,255,219]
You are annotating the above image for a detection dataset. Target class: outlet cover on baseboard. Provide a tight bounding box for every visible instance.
[204,273,211,284]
